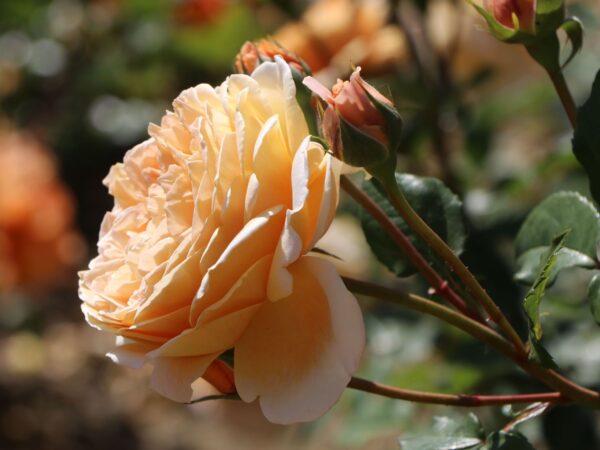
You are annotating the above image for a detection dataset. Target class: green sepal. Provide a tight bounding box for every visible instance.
[363,85,403,155]
[470,2,533,43]
[525,34,561,73]
[309,134,330,149]
[534,0,566,37]
[560,17,583,68]
[292,73,320,138]
[360,85,403,181]
[338,114,390,168]
[470,0,567,55]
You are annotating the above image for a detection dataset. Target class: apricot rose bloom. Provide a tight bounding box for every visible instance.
[78,58,365,424]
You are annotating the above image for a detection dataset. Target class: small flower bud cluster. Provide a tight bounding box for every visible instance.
[235,41,403,172]
[234,39,310,77]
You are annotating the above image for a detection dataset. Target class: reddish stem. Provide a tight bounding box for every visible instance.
[348,376,568,407]
[341,175,484,323]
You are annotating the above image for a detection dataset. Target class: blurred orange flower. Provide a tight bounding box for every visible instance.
[0,129,84,291]
[175,0,229,26]
[79,59,364,424]
[273,0,408,80]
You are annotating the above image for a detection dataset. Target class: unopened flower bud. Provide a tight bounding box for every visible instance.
[234,39,311,77]
[484,0,535,33]
[303,67,401,169]
[472,0,582,73]
[472,0,568,43]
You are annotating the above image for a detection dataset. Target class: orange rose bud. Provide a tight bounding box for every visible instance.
[484,0,536,32]
[303,67,401,168]
[234,39,310,76]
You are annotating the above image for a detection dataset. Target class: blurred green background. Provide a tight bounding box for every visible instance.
[1,0,599,448]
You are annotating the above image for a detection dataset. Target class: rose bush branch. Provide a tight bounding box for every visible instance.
[189,378,567,408]
[344,276,600,408]
[340,175,482,322]
[548,68,577,128]
[348,377,567,407]
[376,173,528,355]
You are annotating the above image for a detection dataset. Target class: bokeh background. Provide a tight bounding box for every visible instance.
[1,0,600,448]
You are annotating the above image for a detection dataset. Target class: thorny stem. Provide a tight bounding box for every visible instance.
[340,175,483,323]
[343,277,516,356]
[547,69,577,128]
[344,277,600,408]
[348,377,566,407]
[188,384,565,408]
[379,176,528,355]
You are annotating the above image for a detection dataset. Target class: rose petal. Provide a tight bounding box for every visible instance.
[252,57,309,156]
[149,256,270,357]
[302,76,333,103]
[191,206,285,322]
[150,354,219,402]
[234,255,364,424]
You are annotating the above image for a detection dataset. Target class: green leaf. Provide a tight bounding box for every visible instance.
[515,192,600,258]
[502,403,551,432]
[482,431,536,450]
[524,232,568,339]
[573,70,600,206]
[515,247,596,286]
[528,337,558,369]
[399,414,484,450]
[588,275,600,326]
[522,232,567,368]
[399,436,482,450]
[560,18,583,68]
[361,174,466,277]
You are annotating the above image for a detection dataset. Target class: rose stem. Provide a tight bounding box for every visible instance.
[343,276,600,408]
[340,175,484,323]
[547,69,577,128]
[347,377,566,407]
[374,174,527,355]
[186,384,565,408]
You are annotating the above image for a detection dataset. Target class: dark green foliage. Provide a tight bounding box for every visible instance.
[361,173,466,277]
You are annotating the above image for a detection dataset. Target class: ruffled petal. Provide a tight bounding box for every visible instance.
[149,353,219,402]
[252,58,308,156]
[191,206,284,322]
[234,256,364,424]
